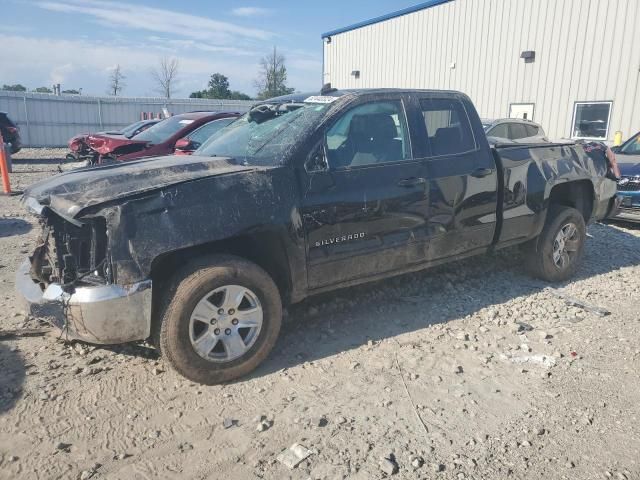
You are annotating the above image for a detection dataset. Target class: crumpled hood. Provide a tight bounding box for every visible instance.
[87,134,148,155]
[617,154,640,177]
[22,155,256,218]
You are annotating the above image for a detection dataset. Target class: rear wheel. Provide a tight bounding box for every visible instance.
[523,206,586,282]
[154,255,282,385]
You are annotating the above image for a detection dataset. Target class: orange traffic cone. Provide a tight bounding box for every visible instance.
[0,133,12,195]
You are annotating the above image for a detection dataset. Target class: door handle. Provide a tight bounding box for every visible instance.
[397,177,426,187]
[471,167,494,178]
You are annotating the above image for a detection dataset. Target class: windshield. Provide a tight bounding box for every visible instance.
[620,133,640,155]
[132,116,196,144]
[121,120,151,137]
[195,103,330,166]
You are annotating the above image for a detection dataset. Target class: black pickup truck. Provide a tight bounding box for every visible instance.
[16,89,618,384]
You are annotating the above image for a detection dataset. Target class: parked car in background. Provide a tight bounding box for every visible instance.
[67,119,160,161]
[86,112,240,163]
[16,89,619,384]
[483,118,548,144]
[0,111,21,153]
[613,131,640,221]
[174,116,237,155]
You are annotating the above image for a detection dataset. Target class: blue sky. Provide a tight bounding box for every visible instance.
[0,0,418,98]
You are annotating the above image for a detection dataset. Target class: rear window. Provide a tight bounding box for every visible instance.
[525,124,539,137]
[488,123,509,139]
[509,123,528,140]
[420,98,476,156]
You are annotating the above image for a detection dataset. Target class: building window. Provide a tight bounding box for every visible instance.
[572,101,612,140]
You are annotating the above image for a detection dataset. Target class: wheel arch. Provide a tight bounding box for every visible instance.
[149,231,293,309]
[546,179,595,224]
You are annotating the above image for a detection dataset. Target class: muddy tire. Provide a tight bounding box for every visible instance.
[523,206,586,282]
[153,254,282,385]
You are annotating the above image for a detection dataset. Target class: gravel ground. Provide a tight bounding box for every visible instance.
[1,151,640,480]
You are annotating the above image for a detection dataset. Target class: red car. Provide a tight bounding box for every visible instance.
[87,112,239,163]
[67,119,159,161]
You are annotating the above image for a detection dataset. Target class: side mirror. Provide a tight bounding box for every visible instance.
[175,137,193,151]
[305,144,330,173]
[611,146,621,154]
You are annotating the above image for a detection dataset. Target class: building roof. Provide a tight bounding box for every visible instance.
[321,0,453,38]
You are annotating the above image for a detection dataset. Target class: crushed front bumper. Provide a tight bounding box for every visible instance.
[15,259,152,344]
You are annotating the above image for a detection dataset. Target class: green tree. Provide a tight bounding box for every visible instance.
[34,86,53,93]
[1,84,27,91]
[189,73,252,100]
[207,73,231,99]
[254,46,295,100]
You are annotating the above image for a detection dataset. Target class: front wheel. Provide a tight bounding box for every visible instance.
[523,206,586,282]
[154,255,282,385]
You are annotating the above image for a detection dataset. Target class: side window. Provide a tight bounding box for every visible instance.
[509,123,528,140]
[420,98,476,156]
[189,118,234,146]
[325,101,410,168]
[525,124,539,137]
[488,123,509,139]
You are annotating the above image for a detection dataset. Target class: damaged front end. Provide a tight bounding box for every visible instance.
[15,154,262,345]
[87,135,149,162]
[16,198,152,344]
[30,210,109,289]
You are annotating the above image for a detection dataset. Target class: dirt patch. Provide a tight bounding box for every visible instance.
[1,152,639,479]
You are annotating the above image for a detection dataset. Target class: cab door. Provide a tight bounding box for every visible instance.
[300,95,430,289]
[414,94,499,260]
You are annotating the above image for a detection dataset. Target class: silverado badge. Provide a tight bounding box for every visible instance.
[315,232,366,247]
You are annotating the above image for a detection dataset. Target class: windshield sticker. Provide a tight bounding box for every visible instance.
[179,120,195,125]
[304,96,338,104]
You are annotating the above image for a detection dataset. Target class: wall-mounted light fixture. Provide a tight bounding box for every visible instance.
[521,50,535,63]
[351,70,360,79]
[325,36,332,44]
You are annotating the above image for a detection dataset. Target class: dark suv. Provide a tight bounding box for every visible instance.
[0,111,21,153]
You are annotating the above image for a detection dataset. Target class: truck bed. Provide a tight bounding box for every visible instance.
[492,141,616,248]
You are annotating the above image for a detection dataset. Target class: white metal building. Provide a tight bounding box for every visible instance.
[322,0,640,143]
